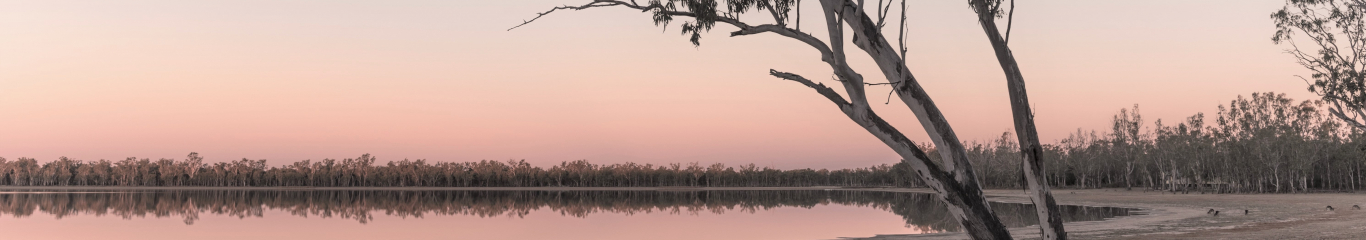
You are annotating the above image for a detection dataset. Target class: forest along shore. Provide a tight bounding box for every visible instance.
[863,188,1366,240]
[2,186,1361,239]
[7,93,1366,194]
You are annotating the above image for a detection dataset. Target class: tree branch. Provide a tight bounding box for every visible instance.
[729,24,834,61]
[508,1,626,31]
[1005,0,1014,44]
[1329,105,1366,129]
[830,0,974,178]
[517,2,1017,237]
[970,0,1066,238]
[770,70,850,106]
[515,0,835,62]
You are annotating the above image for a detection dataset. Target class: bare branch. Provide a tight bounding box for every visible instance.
[729,24,834,60]
[875,0,894,29]
[508,1,625,31]
[1329,106,1366,129]
[1005,0,1014,44]
[899,0,907,60]
[770,69,850,106]
[766,3,787,26]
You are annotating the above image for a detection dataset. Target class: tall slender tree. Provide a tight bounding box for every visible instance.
[967,0,1065,238]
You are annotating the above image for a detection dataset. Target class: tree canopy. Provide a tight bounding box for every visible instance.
[1273,0,1366,129]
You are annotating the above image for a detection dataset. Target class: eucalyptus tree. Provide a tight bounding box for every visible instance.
[1109,105,1145,191]
[512,0,1065,238]
[184,152,204,185]
[1151,113,1211,193]
[1273,0,1366,130]
[966,0,1066,236]
[1151,119,1180,192]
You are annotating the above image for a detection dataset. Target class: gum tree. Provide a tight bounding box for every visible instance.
[1273,0,1366,130]
[511,0,1064,239]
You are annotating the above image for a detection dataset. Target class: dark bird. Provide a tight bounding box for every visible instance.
[1327,205,1335,211]
[1213,210,1220,216]
[1354,205,1361,210]
[1244,209,1249,215]
[1208,209,1215,214]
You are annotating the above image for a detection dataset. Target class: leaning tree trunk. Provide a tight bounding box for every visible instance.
[517,0,1021,238]
[815,0,1013,238]
[968,1,1066,238]
[761,2,1013,238]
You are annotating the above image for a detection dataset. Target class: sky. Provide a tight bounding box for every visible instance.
[0,0,1317,169]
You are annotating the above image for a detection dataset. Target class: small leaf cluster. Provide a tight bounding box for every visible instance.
[647,0,797,45]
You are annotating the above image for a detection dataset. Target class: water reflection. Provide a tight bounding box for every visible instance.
[0,189,1135,233]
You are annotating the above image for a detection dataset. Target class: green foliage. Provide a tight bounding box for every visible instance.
[968,0,1010,18]
[646,0,796,45]
[6,92,1362,193]
[0,154,910,188]
[1048,92,1364,193]
[1272,0,1366,125]
[902,92,1366,193]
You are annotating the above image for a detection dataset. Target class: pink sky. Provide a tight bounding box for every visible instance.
[0,0,1315,169]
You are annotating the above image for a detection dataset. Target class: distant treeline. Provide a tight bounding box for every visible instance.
[0,190,1133,232]
[3,92,1363,193]
[956,92,1366,193]
[0,153,910,188]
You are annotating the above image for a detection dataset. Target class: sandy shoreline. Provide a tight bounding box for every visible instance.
[861,188,1366,240]
[2,186,1361,239]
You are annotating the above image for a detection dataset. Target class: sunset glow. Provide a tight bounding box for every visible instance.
[0,0,1312,168]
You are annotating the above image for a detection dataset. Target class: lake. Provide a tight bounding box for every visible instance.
[0,189,1139,240]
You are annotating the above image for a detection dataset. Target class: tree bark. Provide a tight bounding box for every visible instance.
[814,1,1013,238]
[968,1,1066,238]
[772,70,1012,240]
[518,1,1018,238]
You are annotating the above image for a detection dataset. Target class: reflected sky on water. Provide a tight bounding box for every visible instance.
[0,190,1138,240]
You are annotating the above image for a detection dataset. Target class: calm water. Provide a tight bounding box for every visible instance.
[0,189,1138,240]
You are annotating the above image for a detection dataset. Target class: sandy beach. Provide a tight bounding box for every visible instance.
[864,188,1366,240]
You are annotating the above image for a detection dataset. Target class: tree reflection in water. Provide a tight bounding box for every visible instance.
[0,190,1136,233]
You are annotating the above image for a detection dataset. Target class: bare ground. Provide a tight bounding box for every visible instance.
[861,188,1366,240]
